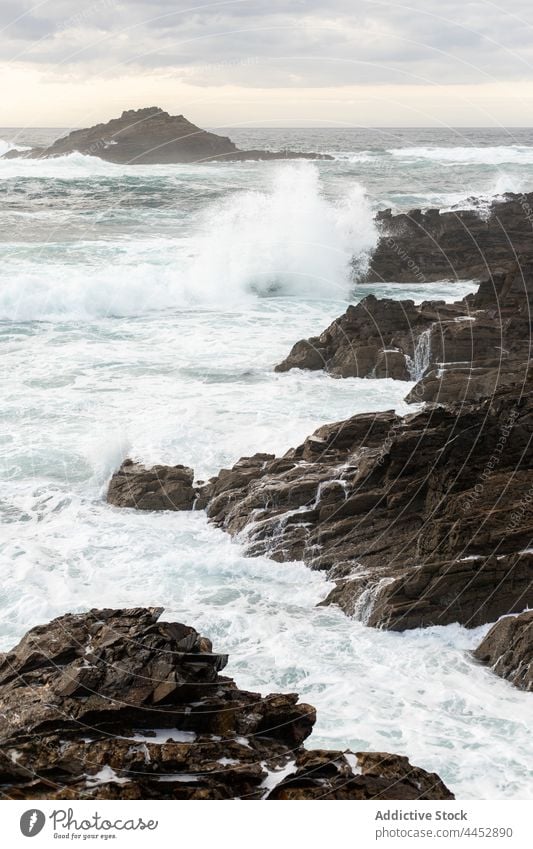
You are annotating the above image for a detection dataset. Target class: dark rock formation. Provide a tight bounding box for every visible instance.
[4,107,332,164]
[365,194,533,283]
[268,750,453,800]
[275,293,466,380]
[474,611,533,691]
[404,359,531,406]
[0,608,453,800]
[198,384,533,630]
[107,459,196,510]
[276,261,532,406]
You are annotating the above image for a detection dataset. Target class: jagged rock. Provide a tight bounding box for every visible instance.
[200,385,533,629]
[107,459,196,510]
[405,359,532,405]
[269,751,453,800]
[325,553,533,631]
[275,263,532,388]
[473,611,533,691]
[365,195,533,283]
[106,382,532,630]
[0,608,453,800]
[275,294,433,378]
[4,107,332,164]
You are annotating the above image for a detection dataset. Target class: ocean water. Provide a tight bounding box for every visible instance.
[0,127,532,799]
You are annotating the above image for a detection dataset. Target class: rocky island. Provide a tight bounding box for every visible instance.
[3,107,332,164]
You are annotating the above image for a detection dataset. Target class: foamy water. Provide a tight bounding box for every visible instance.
[1,127,532,799]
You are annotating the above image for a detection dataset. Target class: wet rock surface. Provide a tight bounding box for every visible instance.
[199,384,533,630]
[4,107,332,164]
[275,293,460,379]
[275,263,532,401]
[107,459,197,511]
[474,611,533,691]
[0,608,453,800]
[365,194,533,283]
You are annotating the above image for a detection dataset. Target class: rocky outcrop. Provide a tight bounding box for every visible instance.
[474,611,533,691]
[107,459,197,510]
[365,194,533,283]
[0,608,453,800]
[106,384,532,630]
[4,107,332,164]
[404,359,531,406]
[275,293,466,380]
[199,385,533,630]
[275,262,532,405]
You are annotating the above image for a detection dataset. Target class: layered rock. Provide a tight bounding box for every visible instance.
[4,107,332,164]
[107,385,532,631]
[474,611,533,691]
[198,386,532,630]
[275,262,532,405]
[0,608,453,800]
[365,194,533,283]
[275,293,466,380]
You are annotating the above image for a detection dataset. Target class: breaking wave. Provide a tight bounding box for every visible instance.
[0,162,376,320]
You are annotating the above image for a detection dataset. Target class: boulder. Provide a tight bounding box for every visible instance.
[268,750,453,800]
[0,608,453,800]
[107,459,196,510]
[275,295,430,378]
[473,611,533,691]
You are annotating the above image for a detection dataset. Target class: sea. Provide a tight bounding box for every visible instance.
[1,126,532,798]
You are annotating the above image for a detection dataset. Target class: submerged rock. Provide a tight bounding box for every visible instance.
[4,107,332,164]
[107,459,196,510]
[0,608,453,800]
[474,611,533,691]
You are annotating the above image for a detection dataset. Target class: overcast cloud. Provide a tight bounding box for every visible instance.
[1,1,532,125]
[2,0,533,85]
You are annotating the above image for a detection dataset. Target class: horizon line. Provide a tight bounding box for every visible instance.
[2,124,533,131]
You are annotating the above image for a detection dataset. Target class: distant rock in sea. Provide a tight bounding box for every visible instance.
[3,107,333,164]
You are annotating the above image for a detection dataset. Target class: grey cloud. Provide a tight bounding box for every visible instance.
[1,0,533,85]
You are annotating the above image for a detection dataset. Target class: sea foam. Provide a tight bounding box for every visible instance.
[390,145,533,165]
[0,162,376,320]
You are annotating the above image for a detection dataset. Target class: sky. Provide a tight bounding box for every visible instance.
[1,0,533,127]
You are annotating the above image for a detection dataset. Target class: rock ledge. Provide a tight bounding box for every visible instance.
[0,608,454,800]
